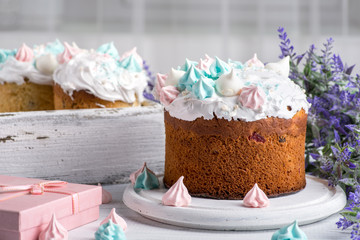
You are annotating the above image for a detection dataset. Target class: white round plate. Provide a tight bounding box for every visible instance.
[123,175,346,231]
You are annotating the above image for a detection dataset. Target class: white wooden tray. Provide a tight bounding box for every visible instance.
[122,175,347,231]
[0,104,165,184]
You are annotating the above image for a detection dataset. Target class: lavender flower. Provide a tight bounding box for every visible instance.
[337,185,360,239]
[278,27,360,240]
[142,60,158,102]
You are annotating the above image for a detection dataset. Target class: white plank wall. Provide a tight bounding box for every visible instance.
[0,104,165,184]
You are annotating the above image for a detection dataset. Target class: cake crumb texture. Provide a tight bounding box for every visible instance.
[0,80,54,112]
[163,110,307,199]
[54,84,139,109]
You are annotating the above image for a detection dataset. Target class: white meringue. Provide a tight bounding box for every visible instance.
[165,68,185,87]
[215,69,243,96]
[265,56,290,77]
[35,54,58,75]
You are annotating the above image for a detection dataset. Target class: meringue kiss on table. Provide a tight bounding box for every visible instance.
[162,176,192,207]
[243,183,269,208]
[132,163,160,190]
[95,219,127,240]
[38,214,68,240]
[100,208,127,231]
[98,183,112,204]
[271,220,308,240]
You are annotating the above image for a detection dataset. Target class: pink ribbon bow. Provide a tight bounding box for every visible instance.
[0,180,80,214]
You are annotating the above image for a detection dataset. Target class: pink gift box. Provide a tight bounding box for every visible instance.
[0,175,102,240]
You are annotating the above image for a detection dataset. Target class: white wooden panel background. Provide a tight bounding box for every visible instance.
[0,104,165,184]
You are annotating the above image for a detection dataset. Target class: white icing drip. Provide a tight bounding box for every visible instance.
[53,52,148,103]
[0,57,53,85]
[164,67,310,122]
[95,103,106,108]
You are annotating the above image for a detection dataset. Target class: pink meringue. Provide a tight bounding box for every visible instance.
[98,183,112,204]
[119,47,143,66]
[238,85,266,110]
[100,208,127,231]
[162,176,191,207]
[160,86,180,107]
[243,183,269,208]
[38,214,68,240]
[130,162,146,185]
[155,73,168,99]
[57,42,79,64]
[197,54,214,72]
[15,43,34,62]
[245,53,264,68]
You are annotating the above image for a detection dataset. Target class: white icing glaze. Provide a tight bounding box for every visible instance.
[53,52,148,103]
[162,59,310,122]
[0,57,53,85]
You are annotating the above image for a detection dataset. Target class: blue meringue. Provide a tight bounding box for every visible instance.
[178,65,203,91]
[179,58,198,72]
[209,56,231,79]
[228,59,244,70]
[95,220,127,240]
[271,220,308,240]
[97,42,119,59]
[192,76,215,100]
[118,54,142,72]
[0,49,16,64]
[134,165,160,190]
[45,39,65,55]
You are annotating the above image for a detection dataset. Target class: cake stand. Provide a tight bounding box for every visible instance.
[122,175,346,231]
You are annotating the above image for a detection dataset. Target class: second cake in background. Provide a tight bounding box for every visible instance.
[0,40,63,112]
[53,43,149,109]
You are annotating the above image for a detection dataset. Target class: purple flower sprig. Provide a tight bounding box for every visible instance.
[278,27,305,82]
[337,185,360,240]
[278,27,360,239]
[142,60,158,102]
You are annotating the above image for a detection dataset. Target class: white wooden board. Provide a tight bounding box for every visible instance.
[0,104,165,184]
[123,175,347,231]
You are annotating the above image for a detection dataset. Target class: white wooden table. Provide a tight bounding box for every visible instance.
[70,184,350,240]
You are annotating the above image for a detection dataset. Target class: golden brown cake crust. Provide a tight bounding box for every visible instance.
[163,110,307,199]
[0,81,54,112]
[54,84,139,110]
